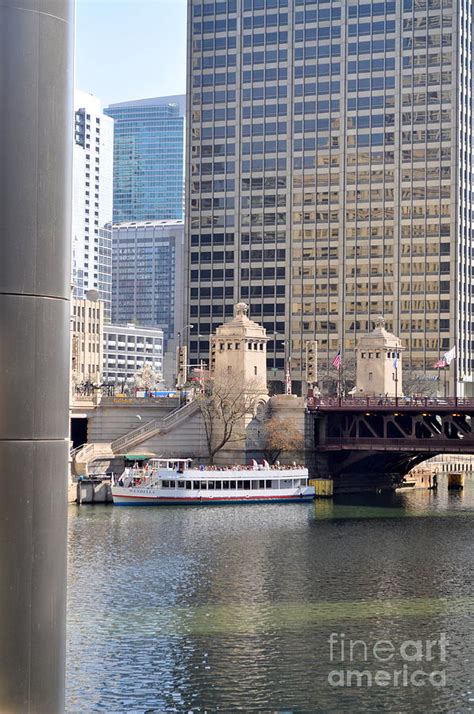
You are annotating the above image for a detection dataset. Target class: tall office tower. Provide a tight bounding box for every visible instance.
[111,220,185,346]
[105,96,185,223]
[186,0,473,392]
[72,91,114,319]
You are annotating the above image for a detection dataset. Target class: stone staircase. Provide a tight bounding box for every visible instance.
[72,442,115,477]
[111,400,200,453]
[73,401,200,475]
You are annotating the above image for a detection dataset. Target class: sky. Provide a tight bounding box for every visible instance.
[75,0,187,108]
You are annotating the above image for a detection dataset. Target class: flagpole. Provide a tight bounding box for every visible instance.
[340,349,344,402]
[454,353,458,405]
[443,366,447,398]
[395,362,398,406]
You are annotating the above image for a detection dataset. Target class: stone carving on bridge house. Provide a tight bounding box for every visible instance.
[355,317,404,397]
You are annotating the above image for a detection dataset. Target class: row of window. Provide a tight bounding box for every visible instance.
[160,478,307,490]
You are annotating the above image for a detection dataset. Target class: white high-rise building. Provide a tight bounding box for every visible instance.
[103,323,164,386]
[72,90,114,319]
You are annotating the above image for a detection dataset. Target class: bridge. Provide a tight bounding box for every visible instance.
[306,397,474,493]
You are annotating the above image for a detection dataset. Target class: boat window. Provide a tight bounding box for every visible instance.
[243,480,250,489]
[162,480,169,488]
[177,480,185,489]
[252,480,259,490]
[230,481,237,489]
[215,481,222,490]
[259,479,265,489]
[208,481,215,490]
[201,481,207,490]
[266,479,272,489]
[186,480,192,489]
[193,481,200,490]
[223,480,229,489]
[237,480,243,489]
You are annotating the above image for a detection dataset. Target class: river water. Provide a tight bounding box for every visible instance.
[67,479,474,712]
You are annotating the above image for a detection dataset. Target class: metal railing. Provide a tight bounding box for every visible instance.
[307,396,474,410]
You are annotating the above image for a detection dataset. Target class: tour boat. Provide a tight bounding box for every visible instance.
[111,458,315,506]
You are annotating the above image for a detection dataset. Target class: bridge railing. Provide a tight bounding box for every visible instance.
[307,396,474,410]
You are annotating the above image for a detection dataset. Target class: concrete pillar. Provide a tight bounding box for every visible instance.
[0,2,74,711]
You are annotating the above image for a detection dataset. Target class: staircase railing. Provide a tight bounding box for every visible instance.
[110,400,199,454]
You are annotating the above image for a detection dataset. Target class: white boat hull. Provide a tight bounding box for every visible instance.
[112,485,315,506]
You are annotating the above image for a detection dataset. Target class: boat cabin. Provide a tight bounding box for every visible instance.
[117,458,309,491]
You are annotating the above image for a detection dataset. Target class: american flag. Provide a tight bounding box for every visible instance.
[332,349,342,370]
[434,358,447,369]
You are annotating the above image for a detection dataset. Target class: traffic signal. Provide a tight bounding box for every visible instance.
[209,337,216,373]
[305,340,318,386]
[176,345,188,388]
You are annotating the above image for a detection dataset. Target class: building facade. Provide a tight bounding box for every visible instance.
[186,0,473,392]
[71,290,104,385]
[103,323,164,386]
[73,91,114,318]
[111,220,185,347]
[105,95,185,223]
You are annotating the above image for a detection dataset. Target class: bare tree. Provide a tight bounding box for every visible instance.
[133,362,162,392]
[262,416,305,464]
[195,371,265,464]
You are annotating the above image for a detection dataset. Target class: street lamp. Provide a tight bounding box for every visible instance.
[176,324,194,405]
[177,323,194,351]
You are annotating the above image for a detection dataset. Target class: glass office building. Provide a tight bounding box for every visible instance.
[111,220,185,347]
[105,96,185,223]
[186,0,473,392]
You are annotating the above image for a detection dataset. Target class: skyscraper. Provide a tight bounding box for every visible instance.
[111,220,185,346]
[72,91,114,318]
[186,0,473,392]
[105,96,185,223]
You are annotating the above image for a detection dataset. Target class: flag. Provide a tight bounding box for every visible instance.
[393,354,398,370]
[332,350,342,370]
[434,358,447,369]
[444,346,456,365]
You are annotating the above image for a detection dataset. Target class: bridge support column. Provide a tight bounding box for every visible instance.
[0,1,74,711]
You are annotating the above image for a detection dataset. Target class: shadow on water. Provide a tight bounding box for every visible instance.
[313,479,473,522]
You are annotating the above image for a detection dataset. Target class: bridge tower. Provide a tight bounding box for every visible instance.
[211,302,269,399]
[355,317,404,398]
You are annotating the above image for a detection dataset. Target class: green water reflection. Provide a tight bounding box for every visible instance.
[67,476,474,713]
